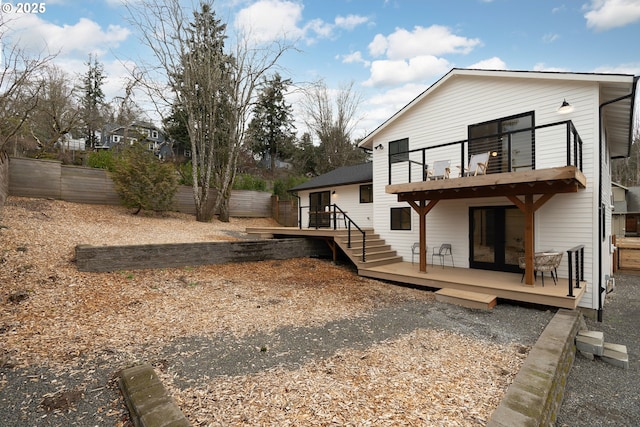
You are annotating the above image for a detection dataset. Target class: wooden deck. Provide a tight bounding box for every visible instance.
[358,262,585,310]
[246,226,586,310]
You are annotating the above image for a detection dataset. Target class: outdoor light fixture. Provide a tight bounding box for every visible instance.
[374,144,384,150]
[557,99,574,114]
[332,190,336,195]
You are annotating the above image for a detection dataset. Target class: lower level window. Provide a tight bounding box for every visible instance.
[391,207,411,230]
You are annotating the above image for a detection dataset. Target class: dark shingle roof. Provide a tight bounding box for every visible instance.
[289,163,372,192]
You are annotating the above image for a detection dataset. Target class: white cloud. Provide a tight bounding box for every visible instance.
[468,57,507,70]
[533,63,570,72]
[234,0,305,44]
[368,25,481,60]
[338,51,370,67]
[362,56,451,87]
[543,33,560,43]
[334,14,369,30]
[234,0,369,45]
[362,25,480,87]
[591,62,640,74]
[584,0,640,31]
[4,14,130,57]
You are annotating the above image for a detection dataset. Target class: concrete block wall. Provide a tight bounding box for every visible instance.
[488,309,581,427]
[76,238,332,272]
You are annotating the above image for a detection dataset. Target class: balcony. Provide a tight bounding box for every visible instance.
[385,120,587,285]
[385,120,585,196]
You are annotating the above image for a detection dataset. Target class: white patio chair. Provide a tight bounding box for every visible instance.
[428,160,451,180]
[460,151,491,177]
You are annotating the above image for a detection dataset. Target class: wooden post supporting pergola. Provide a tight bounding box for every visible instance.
[407,199,440,272]
[507,193,555,286]
[391,166,585,285]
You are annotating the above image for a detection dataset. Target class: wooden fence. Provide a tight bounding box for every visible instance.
[7,157,278,218]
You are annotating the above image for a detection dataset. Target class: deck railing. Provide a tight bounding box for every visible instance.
[566,245,585,297]
[298,204,367,262]
[388,120,583,185]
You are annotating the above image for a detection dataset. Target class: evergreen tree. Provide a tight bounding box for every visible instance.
[246,73,296,174]
[80,55,106,149]
[111,143,178,214]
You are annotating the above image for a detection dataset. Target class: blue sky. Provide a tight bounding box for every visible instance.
[3,0,640,138]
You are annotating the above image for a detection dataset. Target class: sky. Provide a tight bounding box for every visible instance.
[2,0,640,140]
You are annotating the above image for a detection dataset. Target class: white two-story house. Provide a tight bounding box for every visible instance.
[357,68,637,320]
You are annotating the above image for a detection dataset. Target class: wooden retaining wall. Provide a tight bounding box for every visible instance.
[76,238,331,272]
[8,157,273,218]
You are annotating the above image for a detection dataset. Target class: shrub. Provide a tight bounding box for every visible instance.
[233,173,267,191]
[273,175,308,200]
[87,150,117,172]
[111,144,178,214]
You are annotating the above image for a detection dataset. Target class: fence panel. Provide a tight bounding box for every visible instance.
[9,157,61,199]
[61,166,120,205]
[7,157,273,218]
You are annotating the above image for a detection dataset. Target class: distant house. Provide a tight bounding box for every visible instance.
[611,183,640,237]
[56,133,86,151]
[96,121,174,159]
[289,162,373,229]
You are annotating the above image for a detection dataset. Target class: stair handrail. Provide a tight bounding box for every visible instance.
[566,245,585,297]
[331,204,366,262]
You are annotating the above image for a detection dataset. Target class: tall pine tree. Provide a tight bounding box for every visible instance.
[80,55,106,149]
[246,73,296,175]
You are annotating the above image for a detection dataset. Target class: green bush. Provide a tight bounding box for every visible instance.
[176,161,193,186]
[233,173,267,191]
[87,150,117,171]
[273,175,308,200]
[111,144,178,214]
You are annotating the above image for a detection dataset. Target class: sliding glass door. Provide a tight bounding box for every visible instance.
[470,206,524,273]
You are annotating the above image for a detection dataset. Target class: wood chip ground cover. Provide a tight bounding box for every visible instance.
[0,197,528,426]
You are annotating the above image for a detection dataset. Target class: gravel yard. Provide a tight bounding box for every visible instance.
[0,197,555,426]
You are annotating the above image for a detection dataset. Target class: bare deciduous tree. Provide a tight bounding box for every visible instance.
[300,80,367,174]
[28,65,81,153]
[125,0,290,222]
[0,15,57,153]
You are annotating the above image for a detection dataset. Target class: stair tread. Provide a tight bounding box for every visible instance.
[435,288,497,303]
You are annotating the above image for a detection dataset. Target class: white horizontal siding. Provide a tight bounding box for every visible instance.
[297,184,373,229]
[369,74,606,310]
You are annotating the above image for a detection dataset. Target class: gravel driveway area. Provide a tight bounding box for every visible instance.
[556,272,640,427]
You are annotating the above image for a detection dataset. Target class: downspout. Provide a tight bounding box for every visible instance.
[597,76,639,322]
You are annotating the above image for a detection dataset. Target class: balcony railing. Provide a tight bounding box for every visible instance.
[388,120,583,185]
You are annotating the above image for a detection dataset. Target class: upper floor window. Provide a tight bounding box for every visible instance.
[112,135,120,143]
[151,130,159,139]
[389,138,408,164]
[360,184,373,203]
[468,111,534,173]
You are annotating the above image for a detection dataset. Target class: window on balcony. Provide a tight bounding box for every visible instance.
[389,138,408,164]
[468,111,534,174]
[390,207,411,230]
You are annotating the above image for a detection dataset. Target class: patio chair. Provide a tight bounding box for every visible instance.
[432,243,454,268]
[460,151,491,177]
[519,252,563,286]
[428,160,451,180]
[411,242,428,264]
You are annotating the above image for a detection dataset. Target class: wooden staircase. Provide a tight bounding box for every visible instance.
[333,230,402,269]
